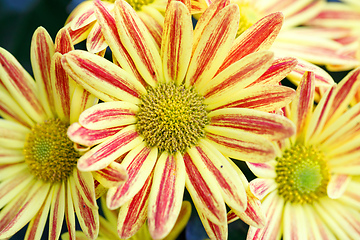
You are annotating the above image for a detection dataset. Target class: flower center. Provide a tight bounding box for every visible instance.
[232,0,261,36]
[136,82,209,153]
[275,144,330,204]
[24,119,79,183]
[126,0,155,11]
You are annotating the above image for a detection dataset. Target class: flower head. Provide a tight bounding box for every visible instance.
[0,27,127,239]
[62,0,297,238]
[247,69,360,239]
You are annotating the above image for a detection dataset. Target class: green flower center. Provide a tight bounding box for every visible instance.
[275,144,330,204]
[126,0,155,11]
[24,119,79,183]
[233,0,261,36]
[136,82,209,153]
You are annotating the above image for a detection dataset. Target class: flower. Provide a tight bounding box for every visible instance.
[61,198,191,240]
[62,0,297,239]
[0,27,127,239]
[247,69,360,239]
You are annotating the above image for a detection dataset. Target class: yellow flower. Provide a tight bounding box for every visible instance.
[0,27,127,239]
[247,69,360,239]
[61,199,192,240]
[62,0,297,239]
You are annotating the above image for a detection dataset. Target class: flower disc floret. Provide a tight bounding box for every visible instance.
[24,119,79,183]
[275,144,330,204]
[136,82,209,153]
[127,0,155,11]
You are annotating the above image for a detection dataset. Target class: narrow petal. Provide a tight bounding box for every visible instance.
[219,12,283,73]
[198,211,228,240]
[114,0,163,85]
[327,174,351,199]
[48,182,65,240]
[106,142,157,209]
[77,125,143,171]
[205,125,276,163]
[249,178,277,200]
[206,84,295,112]
[69,1,96,30]
[65,179,76,239]
[183,152,227,225]
[185,4,239,88]
[30,27,55,118]
[87,22,108,53]
[67,122,123,147]
[247,161,277,179]
[0,163,27,180]
[164,201,192,240]
[138,7,164,48]
[283,202,307,239]
[93,161,128,188]
[54,27,74,54]
[209,108,295,141]
[79,101,139,130]
[74,169,97,209]
[161,1,193,84]
[69,84,98,124]
[148,152,186,240]
[199,51,274,99]
[62,50,146,104]
[117,174,152,239]
[0,47,45,122]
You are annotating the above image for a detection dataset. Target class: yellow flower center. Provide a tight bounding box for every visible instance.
[126,0,155,11]
[232,0,261,36]
[24,119,79,183]
[136,82,209,153]
[275,144,330,204]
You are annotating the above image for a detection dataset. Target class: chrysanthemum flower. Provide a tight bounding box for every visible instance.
[62,0,297,238]
[0,27,127,239]
[247,69,360,239]
[61,198,191,240]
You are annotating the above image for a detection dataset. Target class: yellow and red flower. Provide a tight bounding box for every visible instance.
[62,0,297,238]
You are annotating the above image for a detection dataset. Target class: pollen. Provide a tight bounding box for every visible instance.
[275,144,330,204]
[24,119,79,183]
[126,0,155,11]
[136,82,209,153]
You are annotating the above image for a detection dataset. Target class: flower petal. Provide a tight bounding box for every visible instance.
[117,173,153,239]
[106,142,157,209]
[54,27,74,54]
[185,3,239,88]
[198,211,228,240]
[183,152,226,225]
[327,174,351,199]
[161,1,193,85]
[209,108,295,141]
[164,201,192,240]
[93,161,128,188]
[283,202,307,239]
[219,12,283,73]
[138,7,164,48]
[148,152,185,239]
[68,1,97,30]
[205,125,276,163]
[79,101,139,130]
[249,178,277,200]
[62,50,146,103]
[48,182,65,240]
[114,0,163,86]
[247,161,277,179]
[65,179,76,240]
[87,22,108,53]
[77,125,143,171]
[74,169,97,209]
[69,84,98,124]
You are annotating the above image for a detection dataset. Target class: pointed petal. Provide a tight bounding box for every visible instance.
[48,182,65,240]
[77,125,143,171]
[183,152,227,225]
[114,0,163,85]
[117,173,153,239]
[148,152,185,240]
[185,4,239,88]
[161,1,193,84]
[93,161,128,188]
[30,27,55,118]
[0,47,45,122]
[107,142,157,209]
[62,50,146,103]
[327,174,351,199]
[209,108,295,141]
[249,178,277,200]
[205,125,276,163]
[67,122,123,147]
[219,12,283,73]
[79,101,139,130]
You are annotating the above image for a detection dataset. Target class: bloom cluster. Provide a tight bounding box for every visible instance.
[0,0,359,239]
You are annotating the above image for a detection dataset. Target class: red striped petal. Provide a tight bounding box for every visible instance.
[87,22,108,53]
[93,161,128,188]
[48,182,65,240]
[54,27,74,54]
[74,169,97,209]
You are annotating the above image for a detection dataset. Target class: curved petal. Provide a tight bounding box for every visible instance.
[74,169,97,209]
[69,1,97,30]
[205,125,276,163]
[198,211,227,240]
[164,201,192,240]
[54,27,74,55]
[247,161,277,179]
[77,125,143,171]
[249,178,277,200]
[79,101,139,130]
[148,152,186,240]
[87,22,108,53]
[161,1,193,85]
[138,7,164,48]
[69,84,98,124]
[93,161,128,188]
[106,142,157,209]
[64,179,76,240]
[327,174,351,199]
[48,182,65,240]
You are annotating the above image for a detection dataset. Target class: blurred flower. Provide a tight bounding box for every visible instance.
[247,69,360,239]
[62,0,297,238]
[61,199,191,240]
[0,27,127,239]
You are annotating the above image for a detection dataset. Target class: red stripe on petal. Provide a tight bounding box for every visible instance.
[55,28,74,54]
